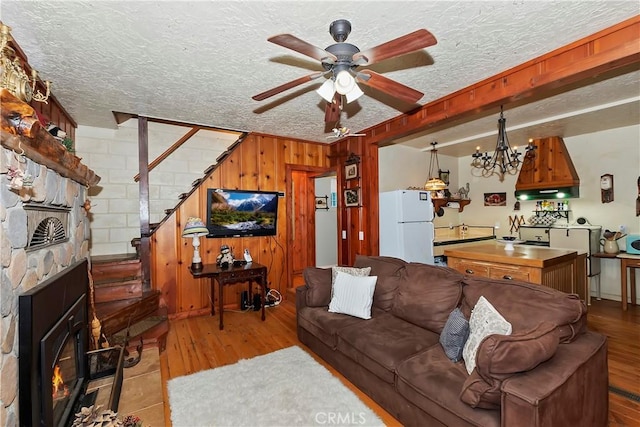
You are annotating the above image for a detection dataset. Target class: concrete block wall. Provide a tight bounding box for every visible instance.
[75,120,241,256]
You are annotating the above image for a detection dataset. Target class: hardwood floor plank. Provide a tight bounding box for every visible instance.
[160,298,640,426]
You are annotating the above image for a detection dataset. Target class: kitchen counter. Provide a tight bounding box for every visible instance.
[444,243,586,300]
[434,235,496,246]
[444,243,577,268]
[433,225,496,256]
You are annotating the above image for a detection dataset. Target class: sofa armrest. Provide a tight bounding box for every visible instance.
[296,285,308,312]
[500,331,608,427]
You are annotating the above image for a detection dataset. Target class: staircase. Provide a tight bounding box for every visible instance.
[91,254,168,352]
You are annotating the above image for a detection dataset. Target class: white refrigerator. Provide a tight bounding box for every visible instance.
[379,190,435,264]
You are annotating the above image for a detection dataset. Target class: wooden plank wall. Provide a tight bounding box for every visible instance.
[149,133,332,317]
[331,137,380,267]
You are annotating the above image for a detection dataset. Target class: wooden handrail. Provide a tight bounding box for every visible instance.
[133,126,200,182]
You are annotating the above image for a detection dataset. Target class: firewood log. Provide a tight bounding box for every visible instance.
[0,88,40,137]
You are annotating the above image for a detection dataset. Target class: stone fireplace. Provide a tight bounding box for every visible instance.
[0,145,94,426]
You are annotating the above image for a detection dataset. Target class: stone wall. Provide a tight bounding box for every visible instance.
[0,146,90,426]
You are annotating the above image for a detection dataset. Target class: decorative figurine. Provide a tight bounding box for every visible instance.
[216,244,234,268]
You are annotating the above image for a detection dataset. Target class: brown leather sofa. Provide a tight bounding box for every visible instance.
[296,255,608,427]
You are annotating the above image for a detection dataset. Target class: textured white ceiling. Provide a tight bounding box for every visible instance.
[1,1,638,155]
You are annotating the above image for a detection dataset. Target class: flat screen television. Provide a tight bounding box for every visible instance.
[206,188,280,238]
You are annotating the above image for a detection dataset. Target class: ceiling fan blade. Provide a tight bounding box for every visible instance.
[268,34,338,63]
[252,72,324,101]
[357,70,424,104]
[324,94,341,123]
[353,29,437,66]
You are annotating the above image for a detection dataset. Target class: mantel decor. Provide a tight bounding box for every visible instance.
[0,89,101,187]
[0,23,50,103]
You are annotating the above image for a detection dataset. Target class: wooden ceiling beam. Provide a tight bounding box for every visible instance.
[364,15,640,146]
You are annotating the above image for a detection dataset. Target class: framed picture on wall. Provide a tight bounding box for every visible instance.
[345,163,359,180]
[344,188,361,207]
[484,192,507,206]
[439,169,450,185]
[315,196,329,210]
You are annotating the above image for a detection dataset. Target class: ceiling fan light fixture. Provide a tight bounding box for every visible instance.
[316,79,336,102]
[334,70,355,95]
[345,83,364,104]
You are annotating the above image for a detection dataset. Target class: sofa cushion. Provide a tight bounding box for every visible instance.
[461,276,586,342]
[353,254,407,277]
[336,312,439,384]
[391,264,463,334]
[396,346,500,427]
[439,307,470,363]
[303,267,332,307]
[328,272,377,319]
[354,256,407,311]
[296,306,367,349]
[331,266,371,284]
[463,296,512,375]
[459,321,561,409]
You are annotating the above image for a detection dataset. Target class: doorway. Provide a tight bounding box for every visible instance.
[285,165,336,292]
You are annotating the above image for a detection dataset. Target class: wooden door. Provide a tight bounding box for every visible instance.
[286,165,332,292]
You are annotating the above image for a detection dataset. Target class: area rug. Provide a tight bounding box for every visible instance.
[168,346,384,426]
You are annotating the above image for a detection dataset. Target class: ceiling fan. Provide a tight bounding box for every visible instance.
[252,19,437,123]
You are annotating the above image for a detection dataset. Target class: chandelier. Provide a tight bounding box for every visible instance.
[424,141,447,194]
[471,105,535,181]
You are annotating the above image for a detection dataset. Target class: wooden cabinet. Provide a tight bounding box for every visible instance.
[447,257,534,282]
[444,243,581,297]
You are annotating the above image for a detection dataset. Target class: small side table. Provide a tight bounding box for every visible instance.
[618,253,640,311]
[189,262,267,330]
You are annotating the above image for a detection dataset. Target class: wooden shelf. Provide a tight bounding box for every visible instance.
[433,198,471,212]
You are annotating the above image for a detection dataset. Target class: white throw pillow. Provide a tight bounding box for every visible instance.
[328,271,377,319]
[462,296,512,375]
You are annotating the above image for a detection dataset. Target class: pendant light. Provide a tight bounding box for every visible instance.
[424,141,447,194]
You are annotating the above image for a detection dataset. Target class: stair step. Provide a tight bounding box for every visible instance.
[94,278,143,303]
[91,258,141,283]
[111,308,169,352]
[96,290,161,338]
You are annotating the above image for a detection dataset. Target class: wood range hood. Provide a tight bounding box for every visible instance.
[515,136,580,201]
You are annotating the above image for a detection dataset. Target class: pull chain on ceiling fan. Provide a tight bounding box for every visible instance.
[252,19,437,123]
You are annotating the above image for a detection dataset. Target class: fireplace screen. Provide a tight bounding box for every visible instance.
[40,295,86,427]
[51,338,78,425]
[19,260,89,427]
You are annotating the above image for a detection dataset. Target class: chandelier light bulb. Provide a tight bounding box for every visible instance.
[345,83,364,103]
[334,70,355,95]
[316,79,336,102]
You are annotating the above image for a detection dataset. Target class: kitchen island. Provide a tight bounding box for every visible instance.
[444,243,587,302]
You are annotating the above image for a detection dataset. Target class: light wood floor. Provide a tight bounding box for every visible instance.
[160,299,640,426]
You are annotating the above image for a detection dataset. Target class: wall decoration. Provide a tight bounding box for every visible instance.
[315,195,329,210]
[344,188,361,207]
[439,169,450,186]
[484,192,507,206]
[600,173,613,203]
[345,163,359,180]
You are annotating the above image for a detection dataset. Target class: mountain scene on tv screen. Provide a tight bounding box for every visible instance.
[209,192,278,232]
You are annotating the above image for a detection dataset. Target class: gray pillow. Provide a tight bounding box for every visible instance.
[439,308,470,363]
[331,266,371,284]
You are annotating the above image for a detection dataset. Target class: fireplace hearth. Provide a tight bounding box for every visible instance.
[18,260,124,427]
